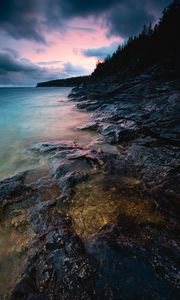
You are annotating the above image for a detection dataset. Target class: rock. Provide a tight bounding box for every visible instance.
[58,171,88,190]
[67,148,105,167]
[98,123,137,144]
[52,158,91,179]
[0,173,25,202]
[11,213,98,300]
[84,219,179,300]
[77,101,101,111]
[31,141,79,154]
[52,160,78,179]
[150,166,180,218]
[77,121,99,131]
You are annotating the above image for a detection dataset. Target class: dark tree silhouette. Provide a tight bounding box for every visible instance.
[92,1,180,78]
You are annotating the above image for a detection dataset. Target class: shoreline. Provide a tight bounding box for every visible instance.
[0,70,180,298]
[0,86,94,182]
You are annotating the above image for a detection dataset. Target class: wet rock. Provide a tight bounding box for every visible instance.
[140,93,180,145]
[11,213,98,300]
[31,141,79,154]
[50,148,105,205]
[77,121,99,131]
[150,166,180,218]
[91,103,121,122]
[67,148,105,168]
[73,70,180,147]
[30,200,57,235]
[52,159,91,179]
[84,220,179,300]
[98,123,137,144]
[77,100,101,111]
[0,173,25,203]
[0,173,32,215]
[58,171,88,190]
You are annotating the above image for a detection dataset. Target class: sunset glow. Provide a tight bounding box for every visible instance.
[0,0,169,86]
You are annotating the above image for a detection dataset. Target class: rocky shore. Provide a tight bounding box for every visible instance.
[0,65,179,299]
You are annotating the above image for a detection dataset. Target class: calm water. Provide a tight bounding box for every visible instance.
[0,87,92,179]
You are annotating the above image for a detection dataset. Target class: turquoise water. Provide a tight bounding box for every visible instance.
[0,87,91,179]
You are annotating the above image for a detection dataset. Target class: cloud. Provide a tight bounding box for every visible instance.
[44,0,120,25]
[37,61,63,65]
[1,48,19,58]
[68,26,96,32]
[82,42,121,60]
[0,0,171,42]
[106,2,153,37]
[0,0,46,43]
[0,49,90,86]
[0,50,51,85]
[61,62,89,77]
[34,48,46,54]
[105,0,170,38]
[0,52,36,73]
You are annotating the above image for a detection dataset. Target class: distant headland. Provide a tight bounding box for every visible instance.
[36,75,90,87]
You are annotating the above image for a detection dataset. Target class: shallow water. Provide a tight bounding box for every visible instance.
[70,175,164,237]
[0,87,93,179]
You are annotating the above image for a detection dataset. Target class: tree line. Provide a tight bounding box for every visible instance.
[92,1,180,78]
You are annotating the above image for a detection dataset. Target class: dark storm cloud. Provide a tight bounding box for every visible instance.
[0,49,89,86]
[0,51,37,73]
[50,0,171,38]
[106,2,153,37]
[0,0,171,42]
[52,0,120,17]
[0,0,46,43]
[0,50,49,85]
[106,0,171,37]
[2,48,19,58]
[82,42,120,60]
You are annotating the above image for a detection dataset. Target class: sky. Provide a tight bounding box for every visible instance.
[0,0,170,86]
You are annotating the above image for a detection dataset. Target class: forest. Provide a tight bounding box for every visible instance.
[92,1,180,78]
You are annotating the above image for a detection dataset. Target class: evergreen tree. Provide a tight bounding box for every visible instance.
[92,1,180,78]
